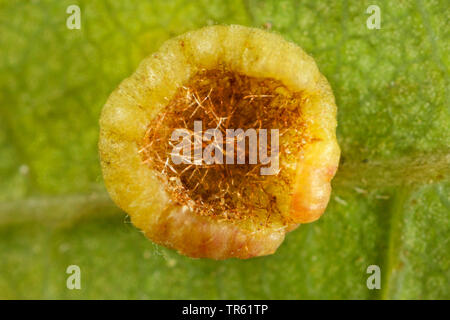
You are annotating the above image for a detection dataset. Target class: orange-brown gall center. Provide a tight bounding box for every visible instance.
[140,67,312,227]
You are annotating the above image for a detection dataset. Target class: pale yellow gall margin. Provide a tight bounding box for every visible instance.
[99,25,340,260]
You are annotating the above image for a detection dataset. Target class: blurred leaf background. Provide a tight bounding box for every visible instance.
[0,0,448,299]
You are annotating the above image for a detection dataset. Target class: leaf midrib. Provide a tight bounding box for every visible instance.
[0,151,448,225]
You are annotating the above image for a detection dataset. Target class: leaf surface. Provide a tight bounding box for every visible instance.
[0,0,448,299]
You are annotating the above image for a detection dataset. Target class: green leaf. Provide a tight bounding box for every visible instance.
[0,0,448,299]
